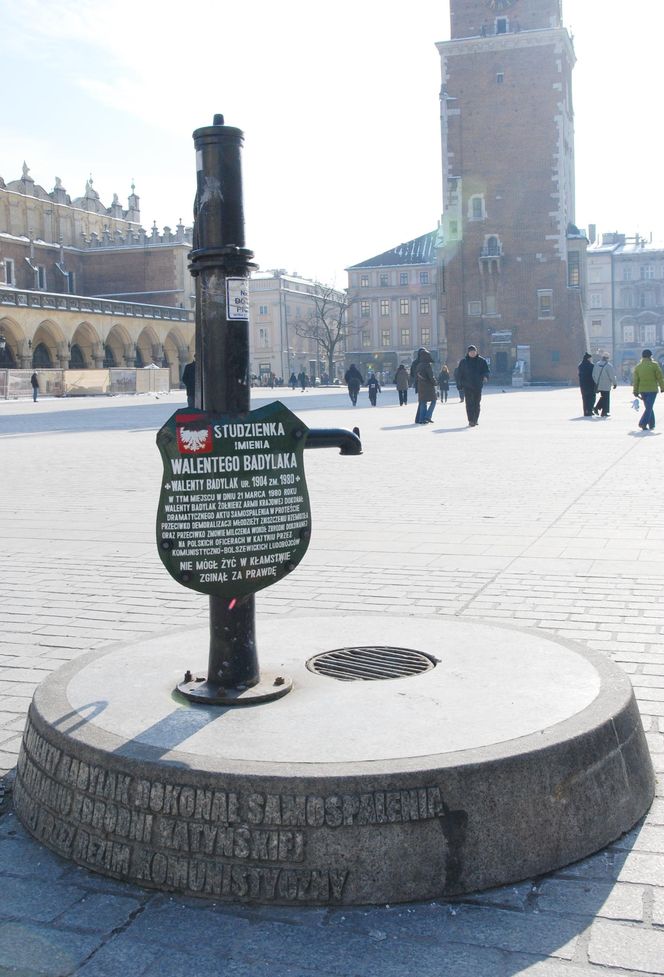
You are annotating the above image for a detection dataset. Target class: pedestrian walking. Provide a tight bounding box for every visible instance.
[457,346,490,427]
[367,371,381,406]
[30,371,39,403]
[298,370,307,392]
[578,352,595,417]
[453,365,464,402]
[181,358,195,408]
[437,365,450,404]
[592,353,617,417]
[394,364,409,405]
[289,372,297,390]
[344,363,363,406]
[413,348,437,424]
[632,348,664,431]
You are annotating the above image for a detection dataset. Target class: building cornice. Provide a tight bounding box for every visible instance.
[437,27,575,67]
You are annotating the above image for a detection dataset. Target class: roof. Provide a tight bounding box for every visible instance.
[348,230,438,269]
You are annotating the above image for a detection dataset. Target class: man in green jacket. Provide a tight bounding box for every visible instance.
[632,349,664,431]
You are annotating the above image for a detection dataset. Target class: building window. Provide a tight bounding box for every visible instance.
[496,17,508,34]
[380,273,389,287]
[642,324,657,344]
[551,350,560,364]
[400,299,409,316]
[590,319,603,336]
[259,305,268,316]
[399,272,408,285]
[419,271,429,284]
[468,301,482,316]
[380,299,390,316]
[590,293,602,308]
[3,258,15,286]
[362,330,371,348]
[258,327,270,347]
[623,324,635,343]
[400,328,411,346]
[419,297,430,315]
[469,195,485,221]
[537,290,553,318]
[641,264,655,280]
[360,274,369,287]
[496,72,504,84]
[360,300,370,317]
[66,271,75,293]
[37,266,46,290]
[421,327,431,347]
[621,290,634,308]
[568,251,580,287]
[623,266,632,281]
[381,328,391,347]
[485,294,497,315]
[486,235,501,256]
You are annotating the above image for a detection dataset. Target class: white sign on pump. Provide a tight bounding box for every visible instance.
[226,278,249,320]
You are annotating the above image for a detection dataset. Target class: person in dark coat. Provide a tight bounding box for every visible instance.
[453,365,464,402]
[394,364,409,405]
[298,370,307,392]
[181,358,195,408]
[457,345,490,427]
[578,352,595,417]
[414,348,437,424]
[437,365,450,403]
[30,371,39,403]
[344,364,363,405]
[289,372,298,390]
[367,371,381,406]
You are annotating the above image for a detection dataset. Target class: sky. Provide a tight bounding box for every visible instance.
[1,0,661,286]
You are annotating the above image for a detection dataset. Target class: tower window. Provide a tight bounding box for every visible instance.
[4,258,15,285]
[469,195,485,222]
[496,18,508,34]
[538,290,553,318]
[37,266,47,290]
[496,72,504,84]
[568,251,580,287]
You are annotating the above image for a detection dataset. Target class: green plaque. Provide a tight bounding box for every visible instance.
[156,402,311,597]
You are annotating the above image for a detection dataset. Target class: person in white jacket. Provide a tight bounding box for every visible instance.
[592,354,618,417]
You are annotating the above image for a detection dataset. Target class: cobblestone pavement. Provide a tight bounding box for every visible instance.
[0,386,662,977]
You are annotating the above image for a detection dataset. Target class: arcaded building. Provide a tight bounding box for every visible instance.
[437,0,588,382]
[0,165,194,386]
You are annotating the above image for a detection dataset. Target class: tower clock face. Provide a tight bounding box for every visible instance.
[487,0,515,9]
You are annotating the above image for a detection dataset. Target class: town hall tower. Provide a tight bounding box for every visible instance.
[437,0,587,381]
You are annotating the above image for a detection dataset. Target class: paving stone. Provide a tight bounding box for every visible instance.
[0,835,70,881]
[0,921,100,975]
[0,876,87,923]
[588,918,664,973]
[537,879,644,920]
[57,893,144,933]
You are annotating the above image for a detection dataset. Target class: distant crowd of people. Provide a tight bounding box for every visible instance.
[344,345,490,427]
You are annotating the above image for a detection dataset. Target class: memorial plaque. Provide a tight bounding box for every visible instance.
[156,401,311,598]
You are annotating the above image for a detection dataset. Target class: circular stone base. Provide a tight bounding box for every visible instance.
[14,617,655,906]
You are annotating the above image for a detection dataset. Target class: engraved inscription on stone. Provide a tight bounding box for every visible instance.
[16,719,447,904]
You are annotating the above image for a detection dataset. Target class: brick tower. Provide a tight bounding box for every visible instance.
[437,0,588,382]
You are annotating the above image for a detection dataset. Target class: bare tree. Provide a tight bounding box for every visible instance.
[293,285,361,382]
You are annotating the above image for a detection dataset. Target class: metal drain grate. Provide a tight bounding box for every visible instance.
[306,646,437,682]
